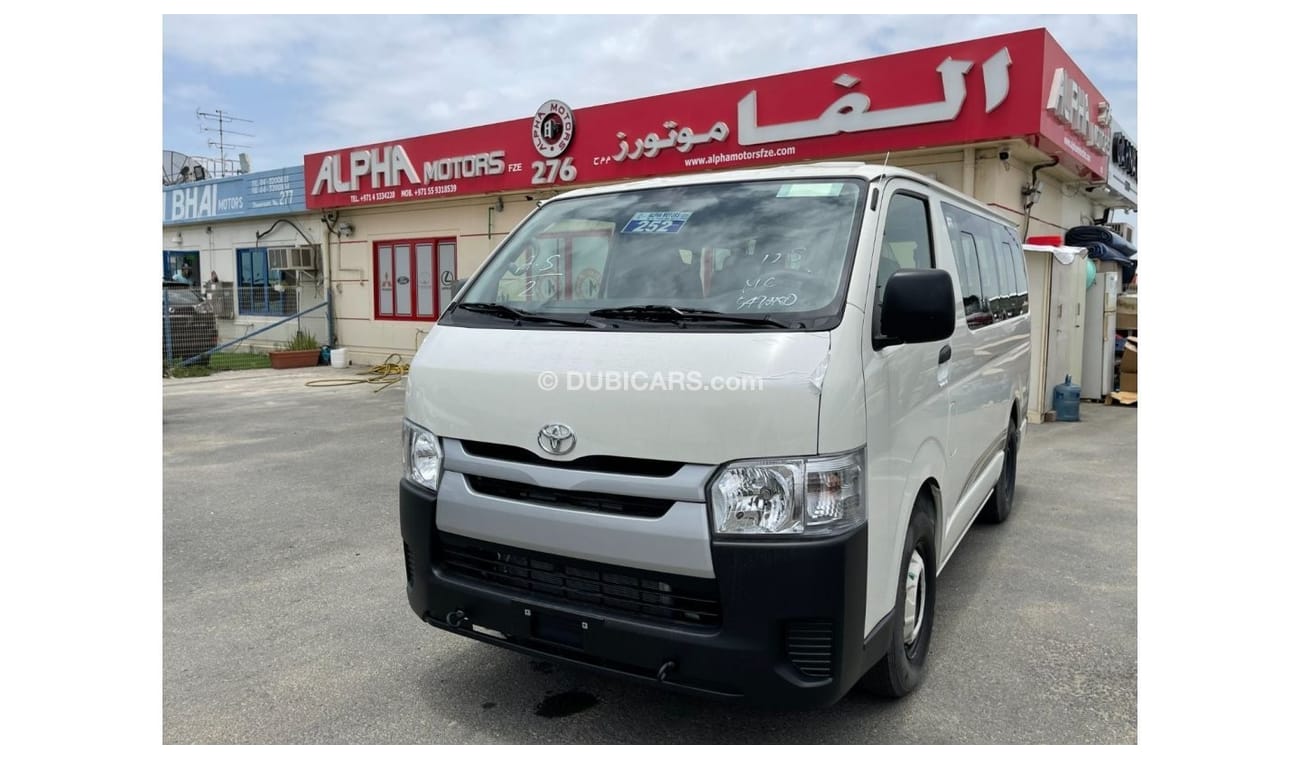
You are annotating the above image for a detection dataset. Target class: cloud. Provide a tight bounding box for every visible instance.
[162,81,217,107]
[162,15,325,77]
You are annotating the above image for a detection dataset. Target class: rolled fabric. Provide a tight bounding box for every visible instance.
[1064,225,1138,257]
[1080,241,1137,287]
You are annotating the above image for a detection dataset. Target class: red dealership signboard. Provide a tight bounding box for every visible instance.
[304,28,1114,210]
[1033,32,1114,179]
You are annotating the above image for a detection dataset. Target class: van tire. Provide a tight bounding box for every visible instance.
[979,415,1019,524]
[859,499,937,698]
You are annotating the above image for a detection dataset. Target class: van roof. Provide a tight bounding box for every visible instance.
[546,162,1017,228]
[548,162,945,201]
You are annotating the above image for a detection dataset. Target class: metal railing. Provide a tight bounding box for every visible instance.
[164,287,332,371]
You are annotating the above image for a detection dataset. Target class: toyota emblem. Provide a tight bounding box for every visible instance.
[537,423,576,455]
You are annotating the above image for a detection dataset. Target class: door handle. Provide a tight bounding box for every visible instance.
[938,345,952,365]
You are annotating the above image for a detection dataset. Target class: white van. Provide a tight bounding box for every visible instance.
[399,163,1030,707]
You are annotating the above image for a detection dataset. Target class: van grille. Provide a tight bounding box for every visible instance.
[784,619,835,680]
[465,474,674,518]
[460,440,683,477]
[439,532,721,627]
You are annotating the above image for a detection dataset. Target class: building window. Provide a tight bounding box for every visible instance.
[374,238,456,320]
[236,247,298,316]
[163,250,199,287]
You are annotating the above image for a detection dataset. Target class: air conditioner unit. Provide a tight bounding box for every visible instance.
[267,245,319,271]
[1105,223,1135,243]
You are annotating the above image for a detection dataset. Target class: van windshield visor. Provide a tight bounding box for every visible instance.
[452,178,866,330]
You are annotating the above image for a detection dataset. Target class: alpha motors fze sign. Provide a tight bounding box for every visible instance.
[304,29,1106,210]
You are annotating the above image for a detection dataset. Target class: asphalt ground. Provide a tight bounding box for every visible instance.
[163,366,1136,743]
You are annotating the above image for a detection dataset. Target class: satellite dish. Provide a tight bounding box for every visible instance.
[163,150,204,186]
[238,152,251,174]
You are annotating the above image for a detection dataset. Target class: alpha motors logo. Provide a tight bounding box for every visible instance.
[532,99,575,158]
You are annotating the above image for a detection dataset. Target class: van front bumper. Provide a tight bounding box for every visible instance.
[400,479,889,708]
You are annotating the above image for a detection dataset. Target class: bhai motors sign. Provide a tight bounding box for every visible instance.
[163,166,307,223]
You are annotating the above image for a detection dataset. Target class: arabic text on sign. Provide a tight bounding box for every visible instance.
[613,121,730,162]
[736,48,1011,147]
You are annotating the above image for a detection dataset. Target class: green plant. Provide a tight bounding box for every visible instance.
[209,352,272,371]
[283,330,320,351]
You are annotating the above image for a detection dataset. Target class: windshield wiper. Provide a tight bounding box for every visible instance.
[455,302,600,328]
[588,305,794,328]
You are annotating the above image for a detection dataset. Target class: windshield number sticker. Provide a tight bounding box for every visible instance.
[736,293,799,309]
[621,211,691,234]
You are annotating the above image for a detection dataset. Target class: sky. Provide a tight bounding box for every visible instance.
[162,14,1137,174]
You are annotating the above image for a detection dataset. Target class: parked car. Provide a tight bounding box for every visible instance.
[163,280,218,366]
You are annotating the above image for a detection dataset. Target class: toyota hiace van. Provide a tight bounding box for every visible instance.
[399,163,1031,706]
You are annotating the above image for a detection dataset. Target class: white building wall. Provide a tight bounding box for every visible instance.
[322,196,537,365]
[162,212,328,351]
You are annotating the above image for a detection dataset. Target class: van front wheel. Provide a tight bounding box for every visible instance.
[859,499,936,698]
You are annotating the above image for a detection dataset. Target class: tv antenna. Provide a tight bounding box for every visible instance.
[196,108,254,177]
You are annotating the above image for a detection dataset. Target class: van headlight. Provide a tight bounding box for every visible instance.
[708,450,865,537]
[403,419,443,492]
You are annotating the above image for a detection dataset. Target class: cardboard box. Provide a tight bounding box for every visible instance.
[1116,293,1138,331]
[1119,371,1138,393]
[1119,337,1138,373]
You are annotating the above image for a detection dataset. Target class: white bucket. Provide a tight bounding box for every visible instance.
[330,348,349,368]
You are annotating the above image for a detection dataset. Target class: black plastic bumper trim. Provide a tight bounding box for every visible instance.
[400,477,888,708]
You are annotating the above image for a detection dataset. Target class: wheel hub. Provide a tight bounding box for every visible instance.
[903,549,926,647]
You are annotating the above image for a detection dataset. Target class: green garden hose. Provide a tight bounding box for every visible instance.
[305,354,409,393]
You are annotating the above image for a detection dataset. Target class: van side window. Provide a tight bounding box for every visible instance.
[1006,227,1029,315]
[995,240,1016,319]
[943,201,1019,328]
[970,219,1001,322]
[957,232,990,325]
[945,212,981,319]
[876,192,934,307]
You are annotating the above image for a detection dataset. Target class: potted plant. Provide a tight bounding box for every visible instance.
[268,330,321,369]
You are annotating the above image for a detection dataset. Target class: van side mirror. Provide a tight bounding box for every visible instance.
[880,269,956,344]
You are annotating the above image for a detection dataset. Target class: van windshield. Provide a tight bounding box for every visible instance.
[450,178,866,330]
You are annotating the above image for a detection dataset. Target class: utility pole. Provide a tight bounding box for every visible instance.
[196,109,254,177]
